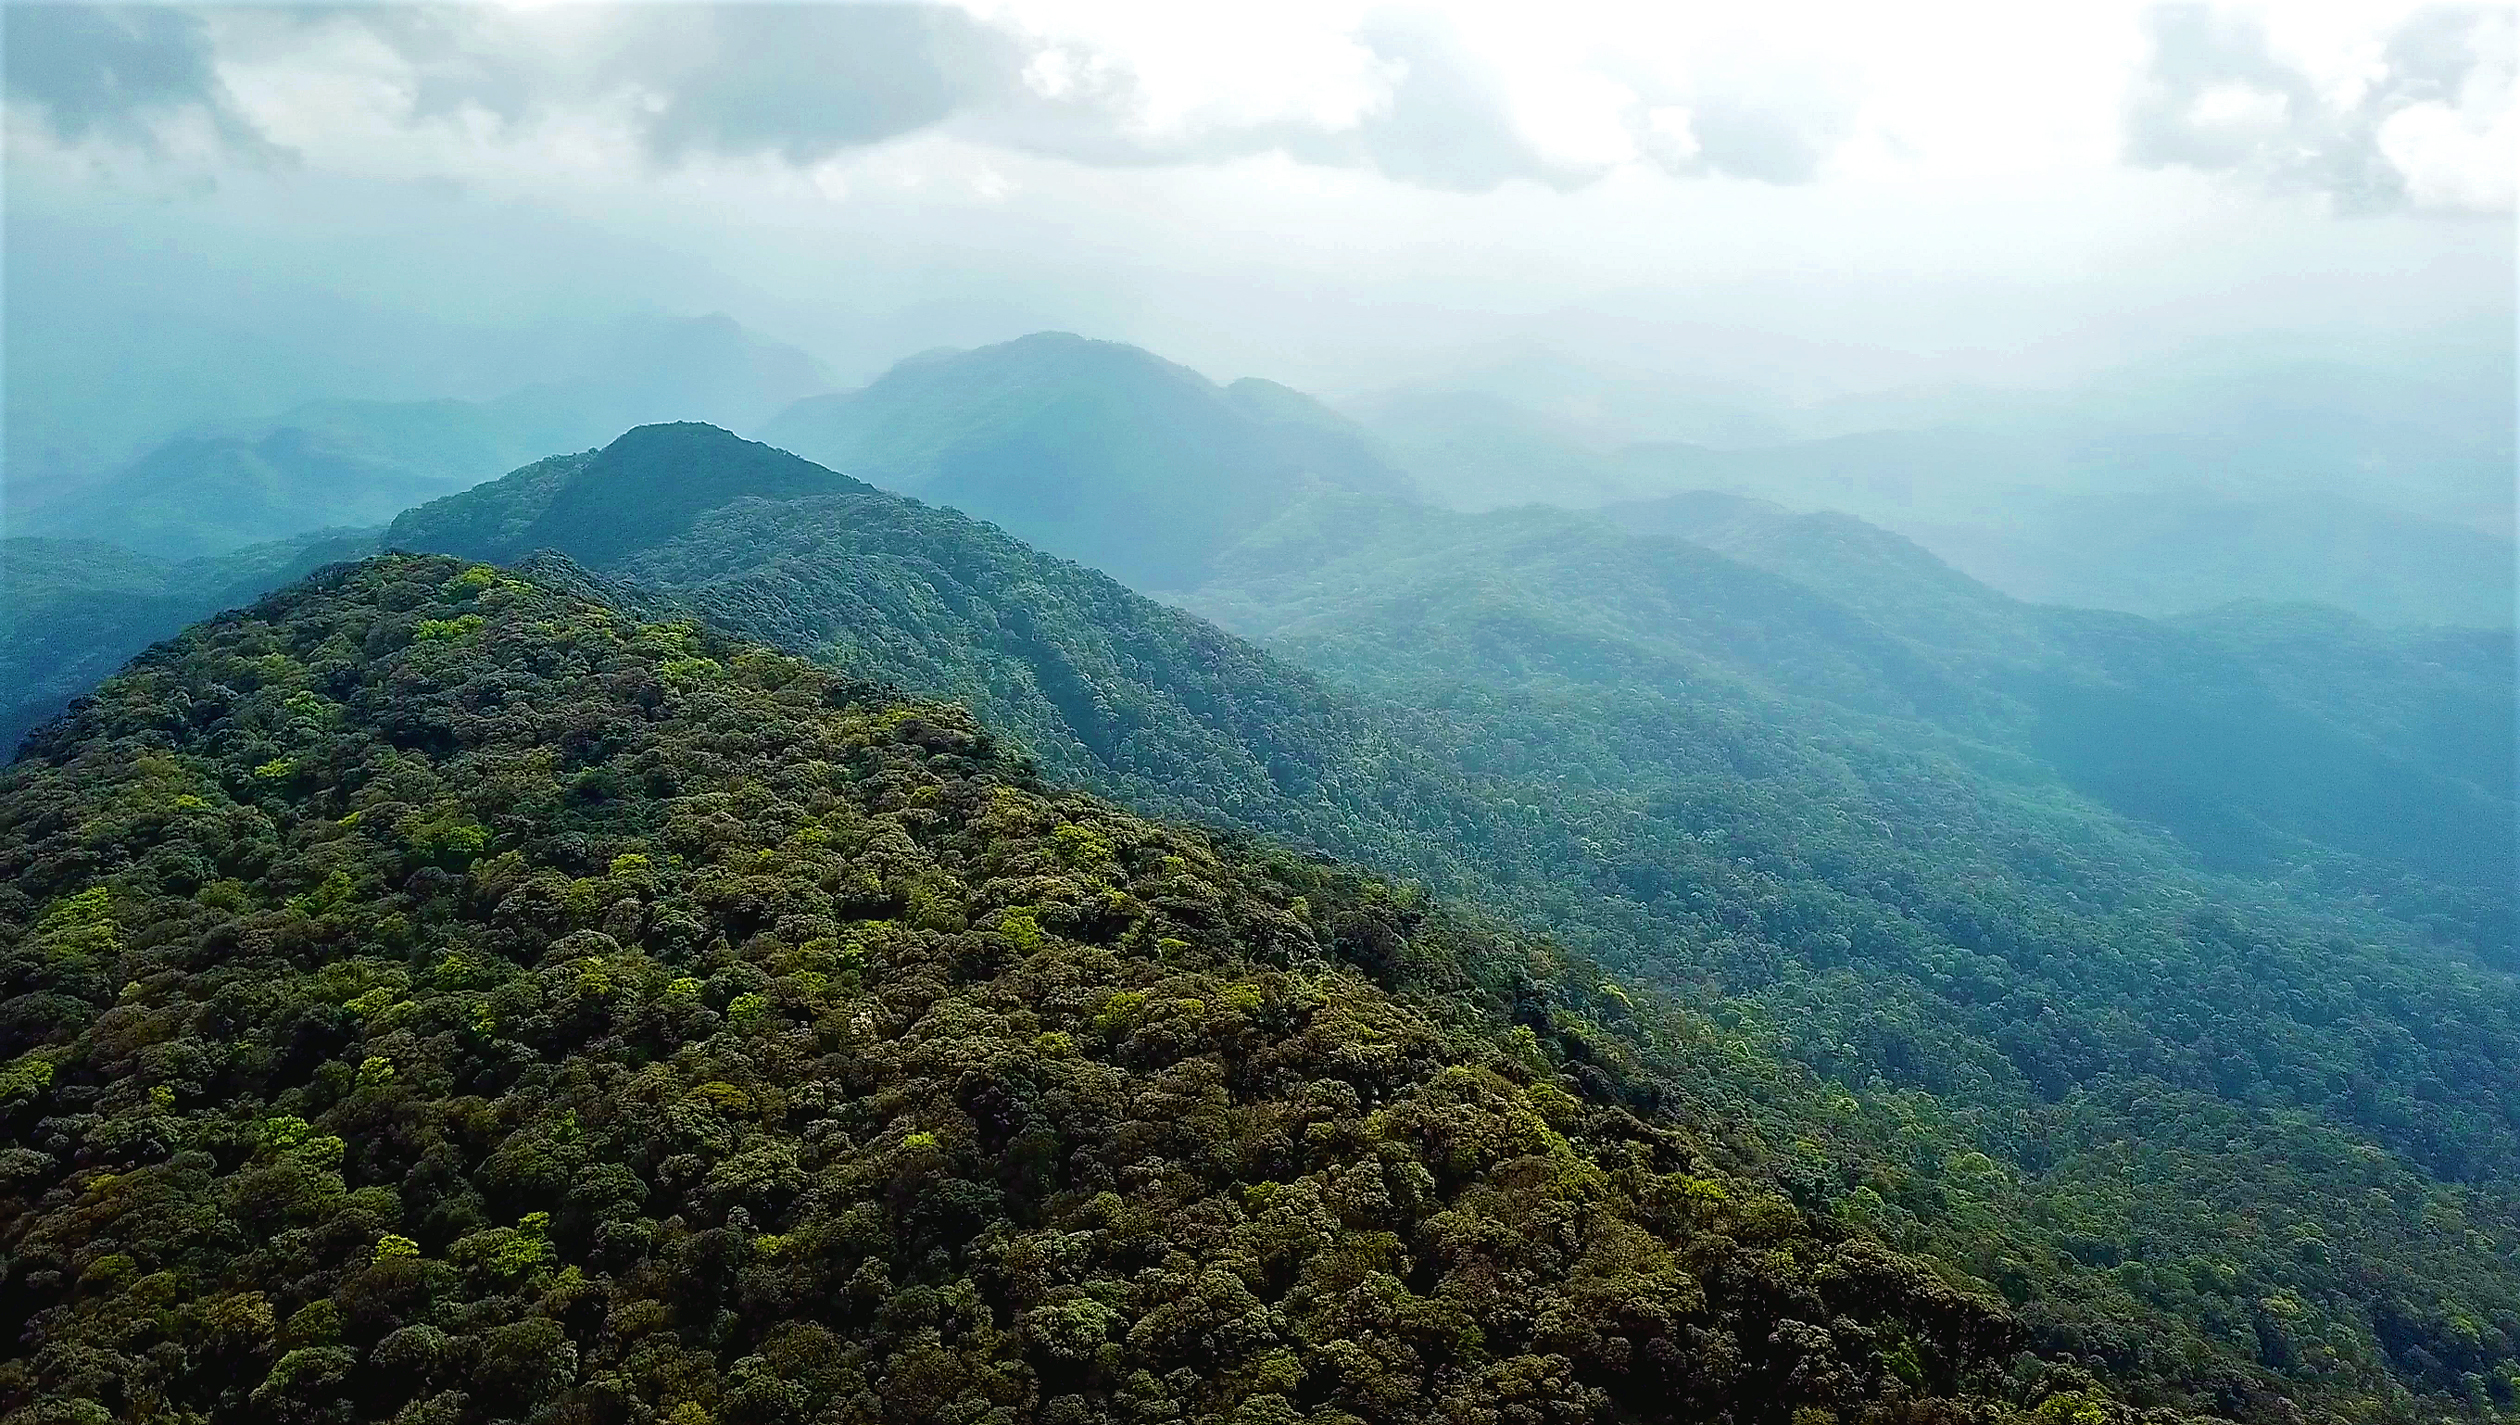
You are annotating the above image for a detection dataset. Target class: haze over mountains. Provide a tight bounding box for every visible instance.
[1348,335,2518,628]
[11,0,2516,1416]
[762,334,1415,591]
[17,321,2505,626]
[3,334,2514,1424]
[6,314,832,558]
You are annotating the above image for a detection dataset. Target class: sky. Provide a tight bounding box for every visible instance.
[4,0,2515,478]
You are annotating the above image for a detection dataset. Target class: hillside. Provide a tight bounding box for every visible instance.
[1601,491,2518,924]
[375,422,2520,1420]
[385,424,1420,844]
[3,413,2507,1417]
[758,334,1414,589]
[0,553,2048,1425]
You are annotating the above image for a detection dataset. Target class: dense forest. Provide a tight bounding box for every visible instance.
[1187,486,2514,958]
[15,0,2513,1416]
[0,553,2102,1424]
[7,414,2514,1422]
[366,423,2520,1421]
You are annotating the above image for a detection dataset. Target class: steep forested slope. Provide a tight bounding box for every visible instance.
[14,407,2513,1419]
[758,334,1414,589]
[384,425,1399,839]
[0,553,2057,1425]
[373,423,2520,1421]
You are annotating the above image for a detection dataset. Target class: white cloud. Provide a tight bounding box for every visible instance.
[9,0,2504,213]
[1,0,2507,444]
[2380,97,2518,211]
[2126,1,2516,215]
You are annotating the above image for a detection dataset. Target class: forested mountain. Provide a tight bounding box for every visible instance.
[758,334,1415,589]
[384,425,1406,839]
[364,420,2520,1421]
[1197,489,2516,954]
[10,396,2515,1420]
[0,552,2068,1425]
[1172,492,2520,1424]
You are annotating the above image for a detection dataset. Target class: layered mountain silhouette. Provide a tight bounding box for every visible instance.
[7,335,2518,1419]
[1344,343,2517,629]
[12,314,835,560]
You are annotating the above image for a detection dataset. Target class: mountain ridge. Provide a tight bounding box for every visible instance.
[0,550,2049,1424]
[9,403,2517,1418]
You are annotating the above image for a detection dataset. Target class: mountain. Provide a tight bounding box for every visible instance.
[1598,491,2042,659]
[1606,441,2519,629]
[385,424,1411,840]
[1194,489,2516,957]
[0,552,2044,1425]
[13,412,2516,1417]
[759,333,1414,589]
[1909,491,2515,630]
[10,426,470,560]
[378,421,2520,1419]
[11,314,836,561]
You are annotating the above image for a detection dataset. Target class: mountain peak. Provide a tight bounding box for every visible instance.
[385,422,867,568]
[602,418,768,455]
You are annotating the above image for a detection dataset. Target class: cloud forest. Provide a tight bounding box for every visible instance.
[1,5,2513,1425]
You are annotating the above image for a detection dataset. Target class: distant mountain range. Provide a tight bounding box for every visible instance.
[1345,341,2516,629]
[1606,439,2516,629]
[8,313,833,559]
[14,325,2504,628]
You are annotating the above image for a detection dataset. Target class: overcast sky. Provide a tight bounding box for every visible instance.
[5,0,2513,471]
